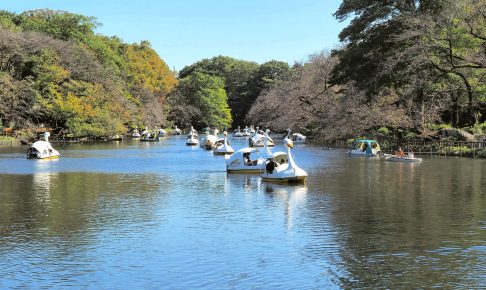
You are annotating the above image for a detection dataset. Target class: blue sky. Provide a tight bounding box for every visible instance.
[1,0,346,70]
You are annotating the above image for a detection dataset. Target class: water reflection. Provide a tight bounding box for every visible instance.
[315,157,486,288]
[224,174,261,193]
[0,172,165,241]
[261,182,308,230]
[0,142,485,288]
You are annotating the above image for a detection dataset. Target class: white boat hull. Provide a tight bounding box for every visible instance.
[348,149,379,157]
[260,165,307,182]
[385,155,422,162]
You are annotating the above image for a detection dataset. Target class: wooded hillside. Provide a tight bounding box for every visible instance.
[0,9,176,138]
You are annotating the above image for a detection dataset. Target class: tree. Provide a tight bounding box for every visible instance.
[179,55,258,126]
[246,52,411,141]
[330,0,486,132]
[0,10,176,137]
[172,72,231,129]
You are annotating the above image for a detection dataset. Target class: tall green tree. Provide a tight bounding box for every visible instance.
[179,56,258,126]
[172,72,231,129]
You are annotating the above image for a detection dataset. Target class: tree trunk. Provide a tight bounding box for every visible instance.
[454,72,474,126]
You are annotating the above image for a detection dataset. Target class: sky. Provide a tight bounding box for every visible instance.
[1,0,346,71]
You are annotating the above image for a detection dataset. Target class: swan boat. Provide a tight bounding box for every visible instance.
[213,131,234,155]
[130,129,141,138]
[141,130,160,142]
[348,139,381,157]
[249,128,275,147]
[283,128,306,145]
[173,125,182,135]
[201,129,219,150]
[262,129,287,163]
[158,128,167,137]
[233,126,244,137]
[290,133,306,144]
[187,126,198,138]
[26,132,60,159]
[242,126,251,136]
[260,134,307,182]
[186,127,199,146]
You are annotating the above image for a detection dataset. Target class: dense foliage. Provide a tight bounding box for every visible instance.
[0,9,176,137]
[172,56,290,129]
[3,3,485,142]
[246,0,486,141]
[169,72,231,129]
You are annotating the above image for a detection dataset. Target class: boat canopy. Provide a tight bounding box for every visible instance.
[352,139,381,152]
[234,147,257,154]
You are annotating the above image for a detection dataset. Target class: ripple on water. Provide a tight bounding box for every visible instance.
[0,140,486,288]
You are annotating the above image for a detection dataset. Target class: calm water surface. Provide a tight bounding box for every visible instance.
[0,136,485,289]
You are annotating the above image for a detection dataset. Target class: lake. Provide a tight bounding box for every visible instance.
[0,136,485,289]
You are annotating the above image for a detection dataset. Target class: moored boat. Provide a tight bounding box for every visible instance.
[140,129,160,142]
[129,129,141,138]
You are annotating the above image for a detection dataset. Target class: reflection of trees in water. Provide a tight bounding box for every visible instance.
[0,172,166,245]
[308,157,486,288]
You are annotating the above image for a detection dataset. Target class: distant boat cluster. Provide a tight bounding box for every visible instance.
[27,125,310,183]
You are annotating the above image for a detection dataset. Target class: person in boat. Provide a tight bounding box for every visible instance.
[362,142,368,152]
[243,152,257,166]
[396,147,405,157]
[265,157,279,174]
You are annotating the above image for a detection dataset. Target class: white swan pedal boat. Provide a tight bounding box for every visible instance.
[260,135,307,182]
[233,126,244,137]
[213,131,234,155]
[290,133,306,144]
[201,129,219,150]
[26,132,60,160]
[186,134,199,146]
[249,130,274,147]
